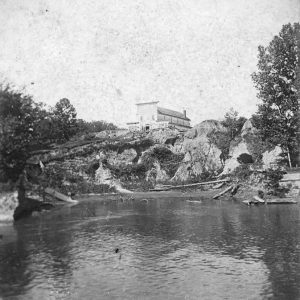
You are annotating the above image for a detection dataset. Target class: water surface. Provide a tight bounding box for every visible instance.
[0,195,299,299]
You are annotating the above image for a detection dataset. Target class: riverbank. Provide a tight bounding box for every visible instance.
[73,185,258,202]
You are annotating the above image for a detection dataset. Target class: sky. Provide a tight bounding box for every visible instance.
[0,0,299,126]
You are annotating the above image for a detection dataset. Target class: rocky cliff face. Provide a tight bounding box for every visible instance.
[221,119,284,175]
[26,122,227,193]
[24,119,287,195]
[171,120,224,182]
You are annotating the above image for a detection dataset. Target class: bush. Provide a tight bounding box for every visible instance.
[60,182,115,195]
[237,153,254,164]
[141,146,184,177]
[243,132,270,163]
[108,163,147,181]
[263,168,289,196]
[84,160,100,178]
[231,165,253,181]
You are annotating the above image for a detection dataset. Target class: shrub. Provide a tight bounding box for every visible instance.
[141,146,184,177]
[263,168,289,196]
[107,163,147,181]
[231,165,253,181]
[243,132,270,163]
[237,153,254,164]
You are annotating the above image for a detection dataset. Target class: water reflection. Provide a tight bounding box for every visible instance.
[0,197,299,299]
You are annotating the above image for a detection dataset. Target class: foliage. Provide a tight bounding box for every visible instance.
[141,146,184,177]
[207,131,231,163]
[108,163,147,181]
[242,132,269,162]
[42,163,115,194]
[84,160,100,179]
[222,108,247,140]
[237,153,254,164]
[189,168,216,183]
[251,23,300,166]
[52,98,78,142]
[231,165,253,181]
[208,108,246,163]
[263,168,289,196]
[77,119,118,134]
[0,85,50,182]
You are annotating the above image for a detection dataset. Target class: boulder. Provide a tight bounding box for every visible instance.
[221,141,251,175]
[171,163,192,182]
[262,146,283,169]
[171,120,224,181]
[94,162,132,193]
[107,149,137,166]
[95,162,114,185]
[145,161,170,183]
[146,128,180,144]
[221,119,256,175]
[0,191,19,221]
[241,119,257,137]
[154,161,170,182]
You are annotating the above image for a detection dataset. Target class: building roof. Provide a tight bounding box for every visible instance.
[136,101,159,106]
[157,107,191,121]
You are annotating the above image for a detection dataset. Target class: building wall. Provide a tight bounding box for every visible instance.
[157,113,190,127]
[136,102,158,127]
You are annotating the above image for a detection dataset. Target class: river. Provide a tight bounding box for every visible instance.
[0,194,299,299]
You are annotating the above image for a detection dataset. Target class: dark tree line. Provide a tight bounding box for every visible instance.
[0,85,117,182]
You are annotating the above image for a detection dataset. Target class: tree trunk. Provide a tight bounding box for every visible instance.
[287,150,292,168]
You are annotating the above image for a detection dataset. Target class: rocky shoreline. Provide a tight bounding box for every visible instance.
[1,119,299,222]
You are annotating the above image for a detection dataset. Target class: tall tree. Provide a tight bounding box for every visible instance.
[252,23,300,167]
[0,85,46,181]
[52,98,77,141]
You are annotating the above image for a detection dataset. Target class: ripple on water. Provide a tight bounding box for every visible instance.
[0,198,299,299]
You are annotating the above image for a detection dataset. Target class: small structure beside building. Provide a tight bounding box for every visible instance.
[127,101,191,132]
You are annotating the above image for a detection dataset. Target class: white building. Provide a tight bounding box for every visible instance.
[127,101,191,131]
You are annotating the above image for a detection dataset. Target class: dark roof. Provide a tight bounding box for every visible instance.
[136,101,159,105]
[157,107,190,121]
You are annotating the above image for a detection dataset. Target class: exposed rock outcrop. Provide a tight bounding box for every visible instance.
[146,161,170,183]
[146,128,180,144]
[171,120,224,181]
[241,119,257,137]
[0,192,18,221]
[221,120,285,175]
[95,161,133,193]
[262,146,284,169]
[221,120,255,175]
[107,149,137,166]
[221,141,250,175]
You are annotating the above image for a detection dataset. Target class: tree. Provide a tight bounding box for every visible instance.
[208,108,246,164]
[252,23,300,167]
[222,108,247,140]
[0,85,46,181]
[76,120,118,134]
[52,98,77,141]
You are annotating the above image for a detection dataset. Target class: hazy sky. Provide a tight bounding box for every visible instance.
[0,0,299,126]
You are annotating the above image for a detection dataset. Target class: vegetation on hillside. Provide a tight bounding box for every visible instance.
[0,85,118,184]
[208,108,246,164]
[252,23,300,167]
